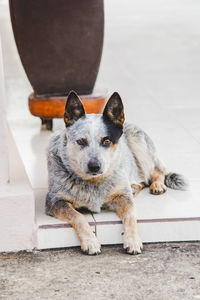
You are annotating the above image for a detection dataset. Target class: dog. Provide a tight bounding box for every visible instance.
[46,91,188,255]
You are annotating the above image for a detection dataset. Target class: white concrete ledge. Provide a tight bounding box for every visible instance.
[0,127,36,252]
[35,188,200,250]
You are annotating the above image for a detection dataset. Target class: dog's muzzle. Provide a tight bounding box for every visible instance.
[87,159,101,175]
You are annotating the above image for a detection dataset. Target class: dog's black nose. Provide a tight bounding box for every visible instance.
[88,160,101,173]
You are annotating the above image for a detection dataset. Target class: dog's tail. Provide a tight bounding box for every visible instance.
[165,172,189,191]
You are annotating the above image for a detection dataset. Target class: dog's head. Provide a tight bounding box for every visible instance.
[64,91,125,181]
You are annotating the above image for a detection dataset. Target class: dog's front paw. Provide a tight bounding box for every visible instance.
[149,182,167,195]
[81,236,101,255]
[123,235,143,255]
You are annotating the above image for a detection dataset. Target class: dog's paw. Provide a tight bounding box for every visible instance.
[123,235,143,255]
[81,236,101,255]
[131,183,145,196]
[149,182,167,195]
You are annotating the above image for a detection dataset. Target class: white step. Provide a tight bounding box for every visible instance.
[0,127,36,252]
[35,185,200,250]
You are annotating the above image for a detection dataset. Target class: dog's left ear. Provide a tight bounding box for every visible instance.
[103,92,124,127]
[64,91,85,127]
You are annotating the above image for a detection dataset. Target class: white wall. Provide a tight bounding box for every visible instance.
[0,34,36,252]
[0,36,9,185]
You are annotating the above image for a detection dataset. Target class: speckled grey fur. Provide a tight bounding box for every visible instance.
[46,117,140,215]
[46,100,188,216]
[46,119,187,216]
[165,172,189,190]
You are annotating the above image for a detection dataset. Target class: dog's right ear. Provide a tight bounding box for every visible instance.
[103,92,124,127]
[64,91,85,127]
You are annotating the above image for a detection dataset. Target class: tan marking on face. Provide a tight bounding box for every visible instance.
[53,201,101,254]
[86,164,117,183]
[86,148,119,183]
[110,143,118,150]
[86,174,107,183]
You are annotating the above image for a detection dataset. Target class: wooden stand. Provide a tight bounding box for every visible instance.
[28,92,108,130]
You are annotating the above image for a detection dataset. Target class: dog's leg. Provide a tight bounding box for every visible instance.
[149,167,167,195]
[112,196,143,255]
[52,200,101,255]
[131,182,146,196]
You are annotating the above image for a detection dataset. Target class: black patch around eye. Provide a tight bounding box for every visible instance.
[101,136,111,147]
[102,118,123,144]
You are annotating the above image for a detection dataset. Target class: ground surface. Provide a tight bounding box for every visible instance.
[0,242,200,300]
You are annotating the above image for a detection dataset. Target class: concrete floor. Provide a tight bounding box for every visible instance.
[0,243,200,300]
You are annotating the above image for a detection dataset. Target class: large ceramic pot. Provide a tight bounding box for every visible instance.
[9,0,104,97]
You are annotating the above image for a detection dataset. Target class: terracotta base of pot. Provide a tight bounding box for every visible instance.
[28,92,108,130]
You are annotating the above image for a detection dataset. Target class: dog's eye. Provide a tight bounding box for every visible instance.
[77,139,87,146]
[102,138,111,147]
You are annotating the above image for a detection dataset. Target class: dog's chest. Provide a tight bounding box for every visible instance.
[66,177,118,213]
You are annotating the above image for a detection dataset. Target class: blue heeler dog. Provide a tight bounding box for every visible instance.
[46,91,188,255]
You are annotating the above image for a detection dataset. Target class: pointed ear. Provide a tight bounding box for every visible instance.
[103,92,125,127]
[64,91,85,127]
